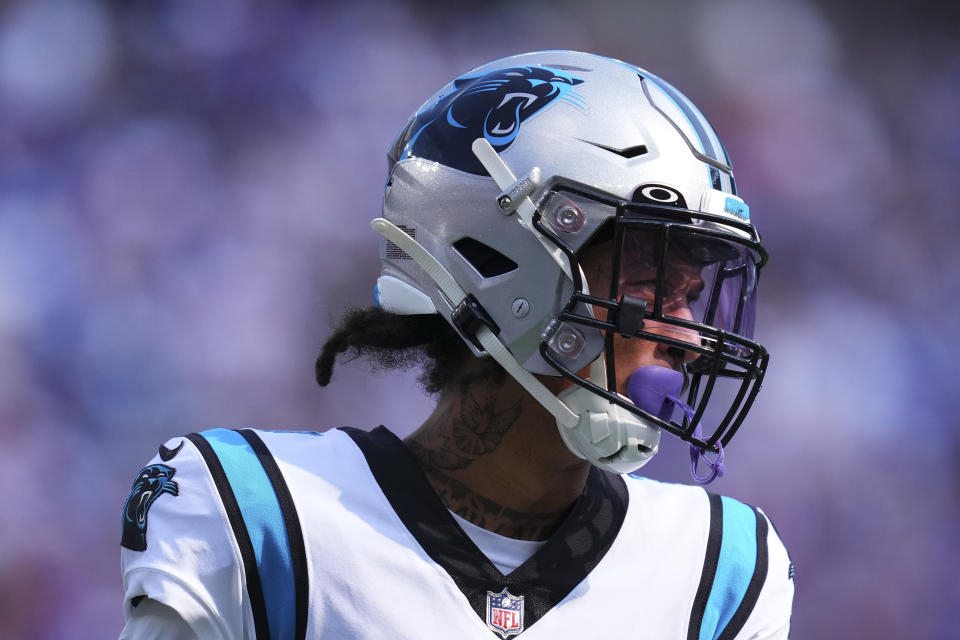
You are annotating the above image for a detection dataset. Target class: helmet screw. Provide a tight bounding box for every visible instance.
[497,195,512,210]
[511,298,529,318]
[556,328,585,355]
[554,204,584,232]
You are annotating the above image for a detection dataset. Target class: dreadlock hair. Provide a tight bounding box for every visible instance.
[315,307,506,395]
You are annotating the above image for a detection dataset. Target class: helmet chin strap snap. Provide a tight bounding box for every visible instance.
[627,366,726,484]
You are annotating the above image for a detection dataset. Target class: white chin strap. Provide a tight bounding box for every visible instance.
[369,140,661,474]
[554,357,660,473]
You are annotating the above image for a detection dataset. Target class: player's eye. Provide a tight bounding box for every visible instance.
[620,279,656,293]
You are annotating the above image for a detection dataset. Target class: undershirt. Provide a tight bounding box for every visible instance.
[449,511,546,575]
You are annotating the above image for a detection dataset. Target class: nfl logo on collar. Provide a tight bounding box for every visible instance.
[486,588,525,638]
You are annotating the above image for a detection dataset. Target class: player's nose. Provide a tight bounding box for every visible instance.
[653,305,701,366]
[654,335,700,368]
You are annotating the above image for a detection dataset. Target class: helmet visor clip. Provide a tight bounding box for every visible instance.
[615,294,647,337]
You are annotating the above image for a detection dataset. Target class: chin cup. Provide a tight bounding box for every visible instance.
[555,382,661,474]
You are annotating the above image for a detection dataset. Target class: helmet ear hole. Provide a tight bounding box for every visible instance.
[453,237,519,278]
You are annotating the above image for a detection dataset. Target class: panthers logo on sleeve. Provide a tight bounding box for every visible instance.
[121,463,179,551]
[390,65,586,175]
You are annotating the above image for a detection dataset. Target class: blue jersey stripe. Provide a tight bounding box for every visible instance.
[187,432,271,640]
[238,430,310,640]
[202,429,296,640]
[699,497,758,640]
[687,492,723,640]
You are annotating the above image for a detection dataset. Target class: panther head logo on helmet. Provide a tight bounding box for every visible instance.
[389,65,586,175]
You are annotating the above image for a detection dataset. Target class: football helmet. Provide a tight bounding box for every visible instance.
[372,51,768,477]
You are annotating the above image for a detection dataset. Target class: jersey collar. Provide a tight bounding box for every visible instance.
[342,425,628,634]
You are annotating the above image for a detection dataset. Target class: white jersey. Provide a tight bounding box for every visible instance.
[120,427,794,639]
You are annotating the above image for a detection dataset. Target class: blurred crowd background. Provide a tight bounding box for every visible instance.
[1,0,957,637]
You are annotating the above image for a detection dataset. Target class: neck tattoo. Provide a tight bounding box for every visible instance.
[405,385,570,541]
[420,465,571,541]
[408,386,522,471]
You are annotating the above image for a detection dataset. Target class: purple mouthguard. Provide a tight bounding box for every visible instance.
[626,365,725,484]
[626,366,684,421]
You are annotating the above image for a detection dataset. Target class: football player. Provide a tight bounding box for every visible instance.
[120,51,794,639]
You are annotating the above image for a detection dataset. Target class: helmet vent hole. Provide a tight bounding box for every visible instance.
[616,145,648,159]
[584,141,648,159]
[453,238,519,278]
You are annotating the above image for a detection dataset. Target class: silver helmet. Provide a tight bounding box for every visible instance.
[372,51,768,477]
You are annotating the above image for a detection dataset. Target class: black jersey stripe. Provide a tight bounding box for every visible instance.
[688,492,723,640]
[238,429,310,640]
[716,508,769,640]
[186,432,271,640]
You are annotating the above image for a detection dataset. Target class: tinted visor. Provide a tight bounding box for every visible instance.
[617,226,760,341]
